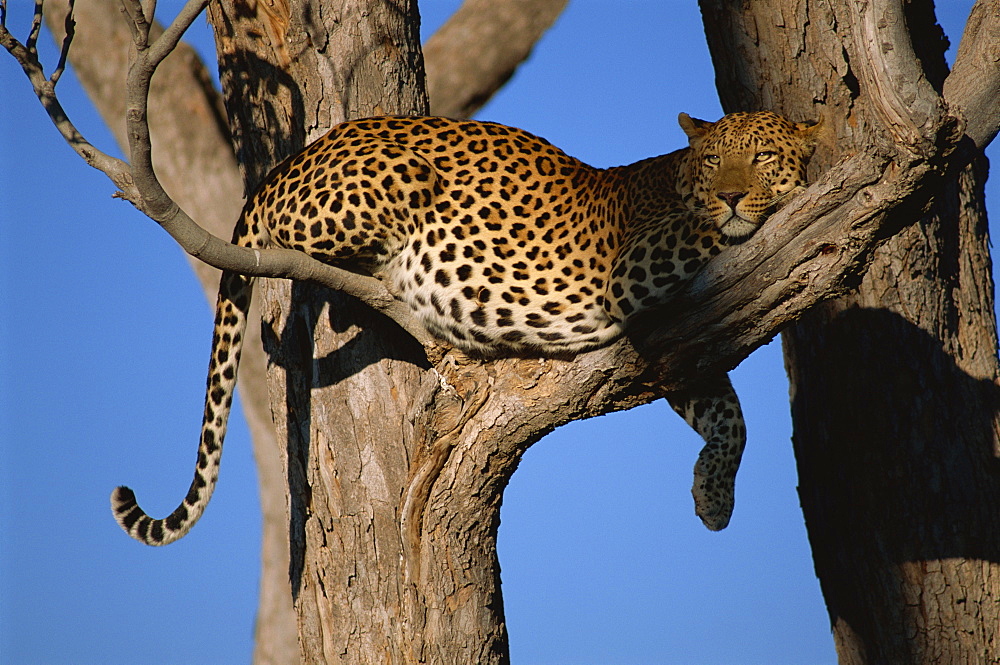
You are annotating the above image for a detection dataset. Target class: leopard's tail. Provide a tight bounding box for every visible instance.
[111,214,264,545]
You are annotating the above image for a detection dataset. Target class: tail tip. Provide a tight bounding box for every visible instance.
[111,485,137,510]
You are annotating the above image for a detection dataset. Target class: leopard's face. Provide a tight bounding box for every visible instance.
[679,111,822,239]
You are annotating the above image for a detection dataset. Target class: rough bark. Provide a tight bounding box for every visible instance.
[200,1,437,662]
[699,0,1000,662]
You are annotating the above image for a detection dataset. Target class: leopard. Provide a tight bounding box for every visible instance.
[111,110,821,545]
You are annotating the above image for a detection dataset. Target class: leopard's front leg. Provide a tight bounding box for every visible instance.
[666,373,747,531]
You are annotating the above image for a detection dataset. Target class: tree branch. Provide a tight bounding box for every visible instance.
[109,0,437,346]
[626,0,981,385]
[0,3,133,192]
[2,0,432,341]
[639,152,896,378]
[49,0,74,84]
[943,0,1000,150]
[424,0,568,118]
[121,0,205,218]
[39,1,300,659]
[839,0,944,152]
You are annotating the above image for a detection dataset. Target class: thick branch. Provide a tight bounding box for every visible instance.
[943,0,1000,150]
[840,0,944,152]
[424,0,568,118]
[432,124,960,429]
[637,155,888,374]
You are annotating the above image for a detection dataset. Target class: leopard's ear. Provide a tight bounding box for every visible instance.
[678,112,714,147]
[794,115,825,157]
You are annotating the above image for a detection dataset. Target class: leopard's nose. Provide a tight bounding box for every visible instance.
[717,191,746,210]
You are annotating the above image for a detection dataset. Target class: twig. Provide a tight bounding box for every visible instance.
[119,0,149,46]
[122,0,209,218]
[0,5,133,193]
[147,0,205,67]
[51,0,75,85]
[25,0,42,54]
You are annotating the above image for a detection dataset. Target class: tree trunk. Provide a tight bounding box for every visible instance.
[204,1,448,661]
[201,8,676,662]
[700,1,1000,661]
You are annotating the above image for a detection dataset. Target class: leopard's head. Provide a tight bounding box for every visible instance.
[679,110,822,239]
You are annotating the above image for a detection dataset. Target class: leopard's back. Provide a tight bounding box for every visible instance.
[249,116,645,353]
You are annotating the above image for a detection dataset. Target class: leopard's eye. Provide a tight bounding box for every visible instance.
[704,154,721,166]
[754,150,777,163]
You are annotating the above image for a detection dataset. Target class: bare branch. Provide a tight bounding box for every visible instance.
[117,1,208,218]
[49,0,74,84]
[0,11,133,192]
[155,214,435,345]
[119,0,149,47]
[25,0,42,53]
[122,0,171,218]
[110,0,435,344]
[424,0,568,118]
[146,0,208,67]
[943,0,1000,150]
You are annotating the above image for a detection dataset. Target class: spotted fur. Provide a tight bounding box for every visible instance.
[111,111,820,544]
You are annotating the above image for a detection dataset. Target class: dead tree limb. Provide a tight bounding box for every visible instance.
[424,0,568,118]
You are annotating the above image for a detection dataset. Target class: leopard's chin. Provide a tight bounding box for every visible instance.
[718,215,759,240]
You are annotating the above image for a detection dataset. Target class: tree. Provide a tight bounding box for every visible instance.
[699,1,1000,661]
[2,1,997,663]
[7,1,565,662]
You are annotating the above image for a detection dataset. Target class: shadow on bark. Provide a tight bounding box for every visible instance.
[790,306,1000,652]
[212,47,307,187]
[261,283,429,598]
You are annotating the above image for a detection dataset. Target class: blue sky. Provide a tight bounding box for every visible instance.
[1,2,994,664]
